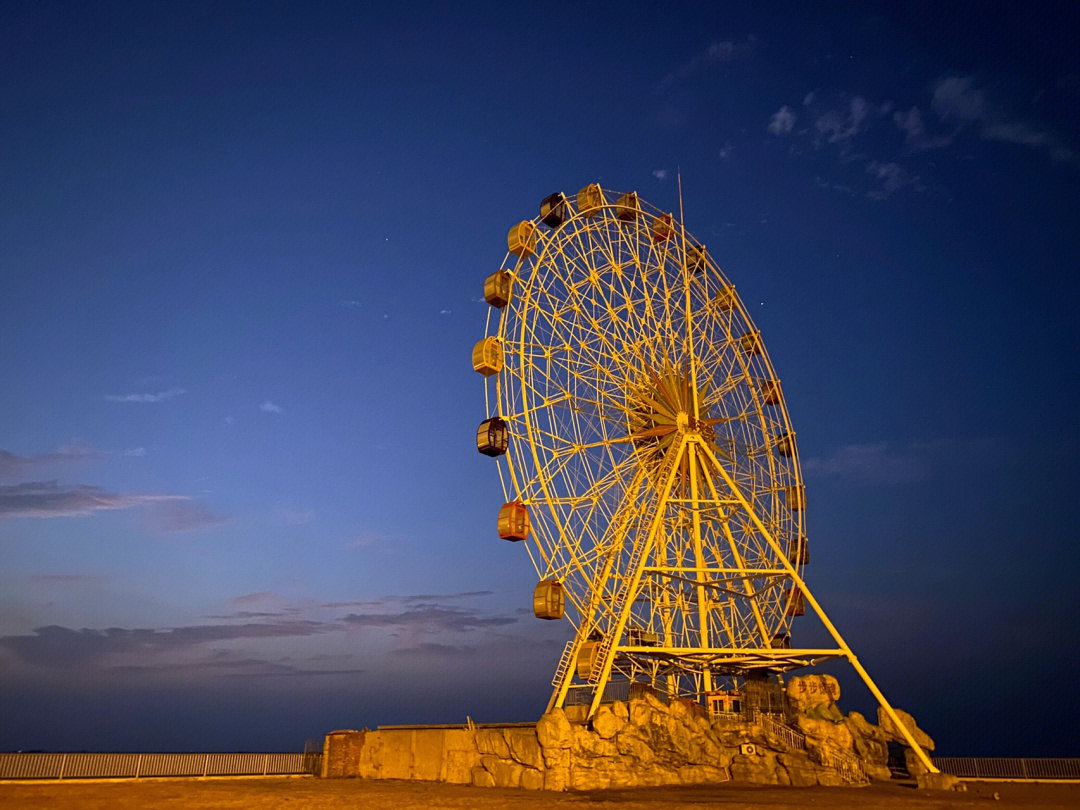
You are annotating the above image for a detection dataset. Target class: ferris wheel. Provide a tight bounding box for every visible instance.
[470,184,938,763]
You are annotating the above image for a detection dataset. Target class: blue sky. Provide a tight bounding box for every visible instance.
[2,2,1078,755]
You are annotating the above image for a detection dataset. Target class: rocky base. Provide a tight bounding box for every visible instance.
[324,674,940,791]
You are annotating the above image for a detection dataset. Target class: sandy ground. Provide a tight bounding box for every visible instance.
[2,777,1079,810]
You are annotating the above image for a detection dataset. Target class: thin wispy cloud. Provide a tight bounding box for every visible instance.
[932,74,1078,164]
[0,445,99,480]
[654,37,756,95]
[0,621,333,669]
[813,95,872,147]
[260,400,282,413]
[340,604,516,634]
[24,574,102,587]
[770,75,1078,201]
[767,105,796,135]
[278,507,313,525]
[865,161,921,200]
[104,387,186,403]
[801,438,1003,486]
[801,442,926,485]
[143,499,229,533]
[0,481,187,518]
[931,75,985,122]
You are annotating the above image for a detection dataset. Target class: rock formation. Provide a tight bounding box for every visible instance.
[325,677,949,791]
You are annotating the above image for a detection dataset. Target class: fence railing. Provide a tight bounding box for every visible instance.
[933,757,1080,780]
[818,742,868,784]
[0,752,319,780]
[748,709,807,752]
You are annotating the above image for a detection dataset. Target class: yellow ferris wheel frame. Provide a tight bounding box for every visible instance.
[472,183,935,773]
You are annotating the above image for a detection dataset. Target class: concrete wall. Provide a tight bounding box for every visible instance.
[321,729,366,778]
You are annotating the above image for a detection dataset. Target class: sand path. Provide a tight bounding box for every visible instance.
[2,777,1079,809]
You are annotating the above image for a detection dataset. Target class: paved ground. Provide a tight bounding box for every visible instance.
[2,777,1079,809]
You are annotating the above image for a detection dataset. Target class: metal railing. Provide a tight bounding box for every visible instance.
[749,709,806,752]
[0,752,318,781]
[933,757,1080,780]
[819,742,868,785]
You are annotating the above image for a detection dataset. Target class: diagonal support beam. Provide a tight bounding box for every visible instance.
[695,440,939,774]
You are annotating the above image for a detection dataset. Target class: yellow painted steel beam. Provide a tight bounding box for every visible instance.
[586,436,688,717]
[695,439,939,774]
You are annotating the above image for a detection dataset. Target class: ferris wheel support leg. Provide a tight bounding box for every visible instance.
[586,438,688,720]
[695,441,939,775]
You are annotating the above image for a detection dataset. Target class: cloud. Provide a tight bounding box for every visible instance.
[439,309,452,316]
[865,161,920,200]
[391,641,477,658]
[24,574,101,587]
[932,75,985,122]
[142,499,229,533]
[801,442,925,485]
[399,591,493,604]
[0,621,333,670]
[123,446,146,457]
[654,37,755,95]
[801,438,1002,486]
[652,169,668,180]
[278,508,313,525]
[320,590,494,610]
[0,444,99,480]
[893,106,952,151]
[104,387,186,403]
[260,400,282,414]
[108,657,365,679]
[813,95,870,146]
[930,75,1077,165]
[0,481,187,518]
[340,605,516,632]
[766,105,796,135]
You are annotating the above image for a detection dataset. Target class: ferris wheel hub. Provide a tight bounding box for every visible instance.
[676,410,690,431]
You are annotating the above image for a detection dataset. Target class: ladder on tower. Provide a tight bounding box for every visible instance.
[551,639,576,687]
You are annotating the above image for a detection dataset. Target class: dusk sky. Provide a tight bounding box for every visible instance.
[2,2,1077,756]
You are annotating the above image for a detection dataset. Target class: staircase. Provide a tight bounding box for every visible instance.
[748,710,868,785]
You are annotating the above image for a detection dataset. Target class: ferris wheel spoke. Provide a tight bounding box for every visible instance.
[482,187,808,705]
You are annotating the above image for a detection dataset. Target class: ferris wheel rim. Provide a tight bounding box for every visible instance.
[479,184,807,667]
